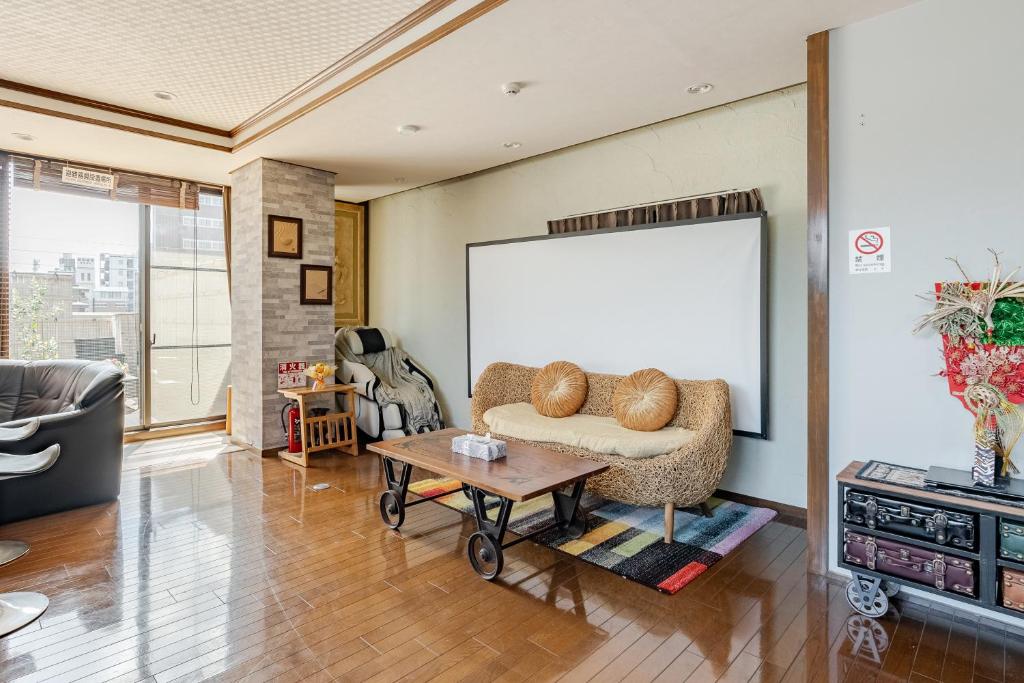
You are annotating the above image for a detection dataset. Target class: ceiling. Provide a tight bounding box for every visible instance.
[0,0,916,203]
[0,0,430,130]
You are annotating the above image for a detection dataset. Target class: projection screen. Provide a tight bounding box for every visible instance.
[466,212,768,438]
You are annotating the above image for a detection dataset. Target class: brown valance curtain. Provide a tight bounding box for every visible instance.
[547,188,765,234]
[8,154,200,210]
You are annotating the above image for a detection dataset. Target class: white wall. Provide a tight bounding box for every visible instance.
[369,86,808,506]
[828,0,1024,618]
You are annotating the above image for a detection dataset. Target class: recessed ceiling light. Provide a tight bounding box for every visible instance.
[11,132,35,141]
[503,141,522,149]
[686,83,714,95]
[153,91,177,101]
[396,125,421,135]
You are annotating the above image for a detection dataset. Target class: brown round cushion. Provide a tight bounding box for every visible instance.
[613,368,678,431]
[531,361,588,418]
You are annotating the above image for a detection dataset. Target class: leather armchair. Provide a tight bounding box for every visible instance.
[0,360,125,524]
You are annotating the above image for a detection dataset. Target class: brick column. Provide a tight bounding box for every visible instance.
[229,159,336,451]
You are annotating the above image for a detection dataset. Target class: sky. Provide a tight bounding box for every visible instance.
[9,187,139,273]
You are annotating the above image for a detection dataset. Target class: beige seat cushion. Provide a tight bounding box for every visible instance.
[483,402,693,459]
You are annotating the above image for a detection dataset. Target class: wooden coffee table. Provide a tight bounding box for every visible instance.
[367,428,609,580]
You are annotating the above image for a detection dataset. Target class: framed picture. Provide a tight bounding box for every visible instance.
[334,201,368,326]
[268,215,303,258]
[300,265,333,305]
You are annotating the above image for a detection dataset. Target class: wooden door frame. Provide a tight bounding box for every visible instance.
[806,30,830,575]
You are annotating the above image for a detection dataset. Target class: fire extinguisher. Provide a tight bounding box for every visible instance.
[281,401,302,453]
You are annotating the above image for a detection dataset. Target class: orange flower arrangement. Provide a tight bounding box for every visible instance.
[304,361,337,390]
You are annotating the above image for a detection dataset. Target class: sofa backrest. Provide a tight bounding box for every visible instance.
[475,362,729,432]
[0,359,124,422]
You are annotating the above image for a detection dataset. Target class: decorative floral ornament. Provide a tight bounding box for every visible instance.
[957,347,1024,386]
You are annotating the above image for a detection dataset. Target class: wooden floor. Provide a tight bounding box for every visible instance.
[1,438,1022,682]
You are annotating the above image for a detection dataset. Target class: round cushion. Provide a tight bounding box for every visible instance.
[613,368,678,431]
[531,361,588,418]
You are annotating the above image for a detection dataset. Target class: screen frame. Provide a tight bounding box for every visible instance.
[465,210,769,440]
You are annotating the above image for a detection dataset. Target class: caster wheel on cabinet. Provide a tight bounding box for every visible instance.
[846,578,889,618]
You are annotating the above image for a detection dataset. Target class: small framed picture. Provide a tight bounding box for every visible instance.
[300,265,333,305]
[268,215,303,258]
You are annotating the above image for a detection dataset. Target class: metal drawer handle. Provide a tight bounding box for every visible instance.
[865,498,878,529]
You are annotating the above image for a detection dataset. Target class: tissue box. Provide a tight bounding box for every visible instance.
[452,433,507,461]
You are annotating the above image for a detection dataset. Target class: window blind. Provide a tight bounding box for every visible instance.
[8,153,200,210]
[0,153,11,357]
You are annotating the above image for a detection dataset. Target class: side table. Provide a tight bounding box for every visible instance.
[278,384,358,467]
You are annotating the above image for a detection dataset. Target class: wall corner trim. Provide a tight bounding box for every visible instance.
[806,30,830,576]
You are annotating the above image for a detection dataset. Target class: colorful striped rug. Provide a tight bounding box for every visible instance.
[408,477,777,594]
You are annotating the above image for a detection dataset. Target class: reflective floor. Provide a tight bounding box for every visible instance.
[0,437,1022,682]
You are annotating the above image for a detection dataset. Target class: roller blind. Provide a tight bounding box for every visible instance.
[9,154,200,210]
[0,153,11,357]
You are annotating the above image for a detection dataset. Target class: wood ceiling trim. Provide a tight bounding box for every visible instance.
[0,1,458,139]
[0,98,232,152]
[232,0,509,152]
[0,78,231,137]
[229,0,458,137]
[0,0,504,156]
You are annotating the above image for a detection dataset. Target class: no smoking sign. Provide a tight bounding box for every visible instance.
[849,226,892,274]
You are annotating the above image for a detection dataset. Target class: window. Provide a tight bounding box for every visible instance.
[148,193,231,424]
[7,187,143,425]
[0,152,231,430]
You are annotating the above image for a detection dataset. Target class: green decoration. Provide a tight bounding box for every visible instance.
[992,298,1024,346]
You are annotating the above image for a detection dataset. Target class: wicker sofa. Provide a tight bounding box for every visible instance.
[471,362,732,541]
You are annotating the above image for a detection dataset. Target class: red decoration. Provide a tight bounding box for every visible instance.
[941,338,1024,408]
[936,282,1024,411]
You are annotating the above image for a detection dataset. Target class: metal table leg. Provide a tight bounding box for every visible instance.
[0,439,55,636]
[377,457,469,530]
[379,456,413,529]
[465,480,589,580]
[0,592,48,638]
[466,487,513,580]
[550,481,587,538]
[0,541,29,567]
[0,541,45,637]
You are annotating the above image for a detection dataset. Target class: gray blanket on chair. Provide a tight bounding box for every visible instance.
[335,327,443,435]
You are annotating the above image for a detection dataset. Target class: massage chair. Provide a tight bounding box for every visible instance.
[334,327,443,440]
